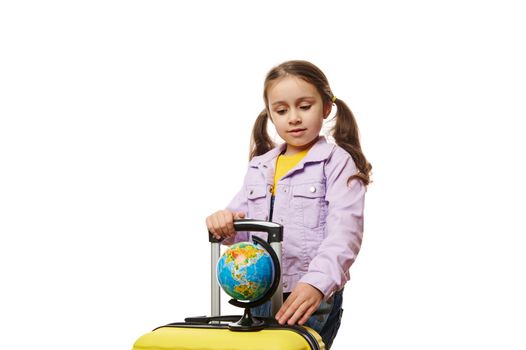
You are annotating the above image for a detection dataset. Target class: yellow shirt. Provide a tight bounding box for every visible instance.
[272,148,311,195]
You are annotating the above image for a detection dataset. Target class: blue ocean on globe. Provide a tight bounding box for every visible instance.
[217,242,275,301]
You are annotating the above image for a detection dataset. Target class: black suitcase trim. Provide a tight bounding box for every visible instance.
[155,316,322,350]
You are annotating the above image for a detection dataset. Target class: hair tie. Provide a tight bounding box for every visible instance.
[332,95,337,102]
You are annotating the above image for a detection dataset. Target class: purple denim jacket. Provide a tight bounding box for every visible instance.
[225,136,365,299]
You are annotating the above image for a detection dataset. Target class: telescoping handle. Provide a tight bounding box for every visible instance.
[209,219,284,318]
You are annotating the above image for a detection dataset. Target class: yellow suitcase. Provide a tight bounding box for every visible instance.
[132,220,325,350]
[133,316,324,350]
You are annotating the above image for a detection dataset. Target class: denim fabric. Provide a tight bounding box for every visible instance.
[225,136,366,298]
[251,290,344,349]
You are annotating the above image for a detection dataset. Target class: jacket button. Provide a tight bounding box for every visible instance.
[283,282,288,288]
[249,190,254,195]
[269,186,273,193]
[309,186,316,193]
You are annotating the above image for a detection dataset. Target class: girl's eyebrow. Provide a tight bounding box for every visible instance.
[270,96,316,106]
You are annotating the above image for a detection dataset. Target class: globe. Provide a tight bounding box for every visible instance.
[217,241,275,302]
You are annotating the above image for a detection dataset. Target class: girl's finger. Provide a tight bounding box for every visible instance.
[298,304,318,325]
[275,293,295,320]
[277,296,303,325]
[206,216,219,239]
[211,214,224,237]
[217,212,230,236]
[222,211,235,236]
[287,301,310,326]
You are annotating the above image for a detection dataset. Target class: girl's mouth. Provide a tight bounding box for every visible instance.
[288,128,306,136]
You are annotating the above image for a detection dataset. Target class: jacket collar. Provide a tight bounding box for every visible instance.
[249,136,335,168]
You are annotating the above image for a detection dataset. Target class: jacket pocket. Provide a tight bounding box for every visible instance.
[292,183,326,228]
[246,185,268,219]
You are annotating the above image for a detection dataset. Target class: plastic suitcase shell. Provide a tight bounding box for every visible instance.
[133,318,324,350]
[132,220,325,350]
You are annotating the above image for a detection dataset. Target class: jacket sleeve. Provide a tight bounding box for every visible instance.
[299,149,366,299]
[221,168,251,246]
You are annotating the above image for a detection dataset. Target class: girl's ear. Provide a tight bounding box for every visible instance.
[323,102,332,119]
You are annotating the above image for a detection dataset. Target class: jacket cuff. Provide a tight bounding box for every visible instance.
[299,272,337,300]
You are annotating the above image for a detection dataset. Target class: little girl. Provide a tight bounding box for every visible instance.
[206,60,371,349]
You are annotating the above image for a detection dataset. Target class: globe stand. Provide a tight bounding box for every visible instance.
[228,307,265,331]
[224,236,282,332]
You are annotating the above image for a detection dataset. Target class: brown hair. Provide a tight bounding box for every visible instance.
[250,60,372,186]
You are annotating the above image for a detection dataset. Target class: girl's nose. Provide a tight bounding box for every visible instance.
[288,110,301,124]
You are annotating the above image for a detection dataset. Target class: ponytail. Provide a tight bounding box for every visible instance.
[331,98,372,186]
[249,109,275,160]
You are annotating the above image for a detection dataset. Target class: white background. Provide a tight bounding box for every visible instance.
[1,1,525,349]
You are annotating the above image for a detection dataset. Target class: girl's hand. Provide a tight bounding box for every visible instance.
[275,282,323,326]
[206,210,245,240]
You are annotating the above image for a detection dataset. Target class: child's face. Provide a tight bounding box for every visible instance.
[267,75,329,155]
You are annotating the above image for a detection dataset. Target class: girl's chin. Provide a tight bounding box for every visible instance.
[284,138,319,155]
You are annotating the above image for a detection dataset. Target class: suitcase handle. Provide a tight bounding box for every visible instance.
[208,219,283,243]
[184,315,279,325]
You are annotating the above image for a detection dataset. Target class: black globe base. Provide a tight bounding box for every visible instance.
[228,308,265,331]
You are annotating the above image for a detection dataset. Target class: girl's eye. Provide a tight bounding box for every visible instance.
[300,105,311,110]
[276,109,287,115]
